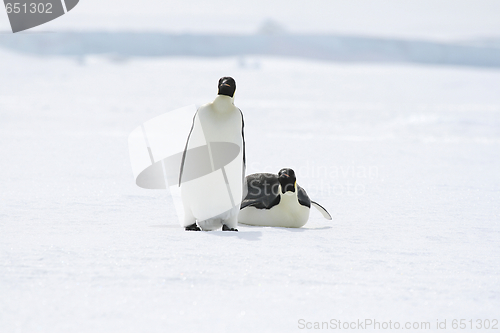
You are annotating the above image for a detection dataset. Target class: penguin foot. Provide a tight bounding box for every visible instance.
[222,224,238,232]
[185,223,201,231]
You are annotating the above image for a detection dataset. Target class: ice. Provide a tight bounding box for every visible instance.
[1,32,500,68]
[0,47,499,331]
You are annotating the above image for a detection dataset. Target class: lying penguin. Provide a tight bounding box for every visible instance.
[238,168,332,228]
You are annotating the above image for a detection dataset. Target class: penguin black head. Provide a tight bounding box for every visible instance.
[218,77,236,97]
[278,168,296,194]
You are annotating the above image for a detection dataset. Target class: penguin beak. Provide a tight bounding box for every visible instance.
[221,80,233,88]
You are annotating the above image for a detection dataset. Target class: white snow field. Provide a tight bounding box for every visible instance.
[1,48,499,332]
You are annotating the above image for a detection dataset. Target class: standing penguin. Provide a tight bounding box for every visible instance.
[179,77,245,231]
[238,168,332,228]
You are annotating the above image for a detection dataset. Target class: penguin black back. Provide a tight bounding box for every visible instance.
[241,173,281,209]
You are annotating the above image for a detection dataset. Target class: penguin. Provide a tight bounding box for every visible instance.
[179,77,245,231]
[238,168,332,228]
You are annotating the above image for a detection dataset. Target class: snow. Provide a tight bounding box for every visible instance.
[2,1,500,330]
[1,47,499,332]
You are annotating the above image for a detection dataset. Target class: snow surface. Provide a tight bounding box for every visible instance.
[1,49,499,332]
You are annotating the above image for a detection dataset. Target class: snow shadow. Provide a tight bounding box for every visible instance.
[288,226,333,231]
[149,224,181,228]
[208,230,263,241]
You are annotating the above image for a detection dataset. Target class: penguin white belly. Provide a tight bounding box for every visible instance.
[180,98,244,230]
[238,193,310,228]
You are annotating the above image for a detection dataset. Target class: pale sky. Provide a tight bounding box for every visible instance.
[1,0,500,41]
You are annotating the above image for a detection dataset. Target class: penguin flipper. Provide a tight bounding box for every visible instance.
[178,111,198,186]
[240,194,280,210]
[311,201,332,220]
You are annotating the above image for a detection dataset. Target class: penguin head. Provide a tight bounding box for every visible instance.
[278,168,296,194]
[218,77,236,97]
